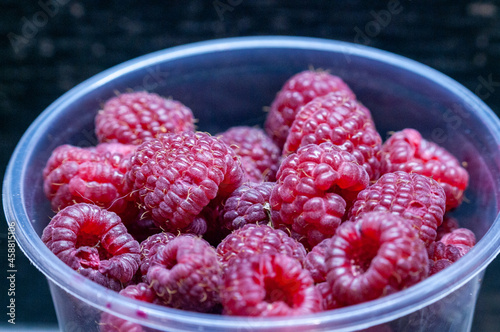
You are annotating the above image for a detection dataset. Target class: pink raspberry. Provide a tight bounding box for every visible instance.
[94,142,137,157]
[220,253,322,316]
[304,237,334,284]
[95,91,195,145]
[218,126,281,182]
[216,224,307,271]
[325,211,429,306]
[43,143,137,221]
[147,235,222,312]
[138,232,176,282]
[380,128,469,210]
[283,91,382,180]
[427,228,475,275]
[270,142,369,248]
[348,171,446,246]
[265,70,355,149]
[41,203,140,291]
[127,131,245,232]
[99,282,161,332]
[436,215,460,240]
[316,281,342,310]
[219,181,275,231]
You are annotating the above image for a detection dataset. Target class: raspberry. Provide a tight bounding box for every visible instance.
[283,91,382,180]
[99,282,161,332]
[94,142,137,157]
[380,128,469,210]
[220,253,322,316]
[427,229,475,275]
[41,203,140,291]
[270,142,369,248]
[218,126,281,182]
[436,215,460,240]
[304,237,334,284]
[138,232,176,282]
[316,281,341,310]
[348,171,446,246]
[43,144,136,220]
[325,211,429,306]
[95,91,195,145]
[127,131,245,232]
[219,181,275,231]
[265,70,355,149]
[216,224,307,271]
[147,235,222,312]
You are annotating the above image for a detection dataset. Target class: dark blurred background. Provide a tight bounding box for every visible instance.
[1,1,499,330]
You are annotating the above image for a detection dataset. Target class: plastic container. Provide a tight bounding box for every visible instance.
[3,36,500,332]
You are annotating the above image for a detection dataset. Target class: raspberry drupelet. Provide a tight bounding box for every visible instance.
[41,203,140,291]
[283,91,383,180]
[126,131,245,233]
[271,141,370,248]
[95,91,195,145]
[380,128,469,210]
[217,126,281,182]
[265,70,356,149]
[216,224,307,271]
[325,211,429,306]
[43,143,137,220]
[147,235,222,313]
[219,181,275,231]
[220,253,322,316]
[348,171,446,246]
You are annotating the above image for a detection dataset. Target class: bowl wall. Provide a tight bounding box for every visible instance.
[4,36,500,332]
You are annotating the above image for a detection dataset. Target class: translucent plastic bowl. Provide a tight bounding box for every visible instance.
[4,36,500,332]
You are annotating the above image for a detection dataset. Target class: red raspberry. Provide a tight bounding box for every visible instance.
[436,215,460,240]
[219,181,275,231]
[216,224,307,271]
[127,131,245,232]
[99,282,161,332]
[43,143,136,220]
[270,142,369,248]
[41,203,140,291]
[218,126,281,182]
[220,253,322,316]
[147,235,222,312]
[138,232,176,282]
[316,281,341,310]
[380,128,469,210]
[325,211,429,306]
[304,237,334,284]
[265,70,355,149]
[348,171,446,246]
[283,91,382,180]
[427,228,475,275]
[94,142,137,157]
[95,91,195,145]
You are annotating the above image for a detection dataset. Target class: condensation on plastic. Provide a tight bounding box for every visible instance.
[4,36,500,332]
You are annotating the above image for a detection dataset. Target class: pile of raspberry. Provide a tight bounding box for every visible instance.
[41,71,476,323]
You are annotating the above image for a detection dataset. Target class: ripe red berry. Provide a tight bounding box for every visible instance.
[218,126,281,182]
[304,237,334,284]
[220,253,322,316]
[427,228,475,275]
[380,128,469,210]
[265,70,355,149]
[283,91,382,180]
[95,91,195,145]
[348,171,446,246]
[41,203,140,291]
[325,212,429,306]
[99,282,161,332]
[127,131,245,232]
[219,181,275,231]
[271,142,369,248]
[147,235,222,312]
[138,232,176,282]
[436,215,460,241]
[216,224,307,271]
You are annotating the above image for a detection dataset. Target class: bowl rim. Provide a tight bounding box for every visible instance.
[4,35,500,330]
